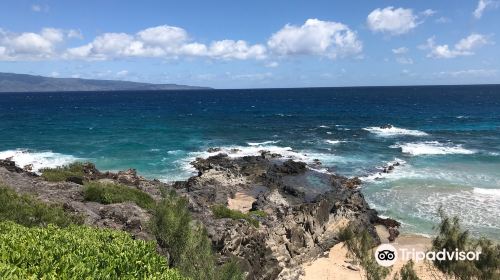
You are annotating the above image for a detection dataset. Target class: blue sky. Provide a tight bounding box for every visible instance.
[0,0,499,88]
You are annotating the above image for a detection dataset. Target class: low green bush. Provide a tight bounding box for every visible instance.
[211,205,259,227]
[0,221,185,279]
[249,209,267,218]
[0,186,82,227]
[83,181,155,210]
[151,192,245,280]
[40,162,85,182]
[393,260,419,280]
[432,209,500,280]
[151,192,215,279]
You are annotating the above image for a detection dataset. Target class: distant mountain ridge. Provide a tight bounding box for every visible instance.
[0,72,211,92]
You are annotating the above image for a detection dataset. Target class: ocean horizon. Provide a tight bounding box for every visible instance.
[1,84,499,240]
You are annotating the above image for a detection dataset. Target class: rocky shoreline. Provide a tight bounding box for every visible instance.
[0,150,400,279]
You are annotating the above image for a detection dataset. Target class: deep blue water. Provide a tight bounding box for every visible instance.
[1,85,499,238]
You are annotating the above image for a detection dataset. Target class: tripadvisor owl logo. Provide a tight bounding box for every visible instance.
[374,243,482,267]
[374,244,397,266]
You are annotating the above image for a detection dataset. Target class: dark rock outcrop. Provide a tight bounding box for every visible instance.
[173,153,387,279]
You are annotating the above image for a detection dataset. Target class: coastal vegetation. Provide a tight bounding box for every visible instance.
[0,221,185,279]
[393,260,419,280]
[151,192,244,280]
[0,173,245,280]
[83,181,156,210]
[0,186,82,227]
[338,225,390,280]
[432,209,500,280]
[211,204,261,227]
[40,162,85,182]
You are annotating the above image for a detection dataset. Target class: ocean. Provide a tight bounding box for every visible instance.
[1,85,499,239]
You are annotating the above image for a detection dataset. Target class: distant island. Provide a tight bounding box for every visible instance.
[0,72,211,92]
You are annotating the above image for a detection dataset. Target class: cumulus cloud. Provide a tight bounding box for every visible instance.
[65,25,266,60]
[0,28,70,60]
[421,34,491,58]
[473,0,499,19]
[367,7,418,35]
[2,21,361,62]
[267,19,362,59]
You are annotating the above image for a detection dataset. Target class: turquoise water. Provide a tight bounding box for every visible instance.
[0,86,499,239]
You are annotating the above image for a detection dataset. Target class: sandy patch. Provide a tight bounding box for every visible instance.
[227,191,255,213]
[301,225,446,280]
[301,242,364,280]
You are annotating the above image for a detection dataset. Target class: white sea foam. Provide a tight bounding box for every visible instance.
[318,125,330,129]
[391,141,476,156]
[363,126,428,137]
[325,140,346,145]
[247,140,280,146]
[473,188,500,198]
[0,149,79,173]
[366,185,500,235]
[359,158,407,182]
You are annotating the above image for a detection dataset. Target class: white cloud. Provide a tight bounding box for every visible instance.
[31,4,49,13]
[31,4,41,12]
[0,28,65,59]
[473,0,499,19]
[207,40,266,60]
[421,34,491,58]
[396,57,414,64]
[392,47,408,54]
[116,70,129,77]
[436,69,497,77]
[137,25,188,47]
[265,61,279,68]
[435,17,451,24]
[0,28,84,60]
[65,25,266,60]
[67,29,83,39]
[421,9,437,17]
[230,72,272,80]
[267,18,362,59]
[367,7,418,35]
[455,33,490,51]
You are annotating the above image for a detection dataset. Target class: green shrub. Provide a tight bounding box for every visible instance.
[249,209,267,218]
[211,205,259,227]
[216,259,245,280]
[393,260,420,280]
[432,209,500,280]
[151,192,245,280]
[0,221,185,279]
[83,181,155,210]
[340,225,390,280]
[151,192,215,279]
[0,186,82,227]
[40,162,86,182]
